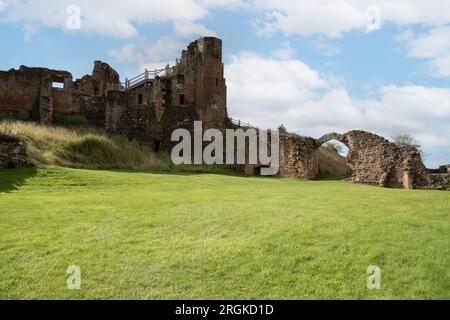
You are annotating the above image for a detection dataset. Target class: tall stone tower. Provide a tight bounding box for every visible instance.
[176,37,227,130]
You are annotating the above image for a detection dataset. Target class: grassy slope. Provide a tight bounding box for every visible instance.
[0,166,449,299]
[317,146,347,180]
[0,121,231,174]
[0,120,170,171]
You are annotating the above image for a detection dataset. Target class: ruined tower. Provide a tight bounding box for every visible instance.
[169,37,227,130]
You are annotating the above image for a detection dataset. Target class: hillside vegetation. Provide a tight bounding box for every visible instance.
[0,121,230,173]
[1,121,347,178]
[317,144,347,179]
[0,120,168,170]
[0,166,448,299]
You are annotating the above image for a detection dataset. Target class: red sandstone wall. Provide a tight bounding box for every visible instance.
[167,37,227,130]
[0,67,43,112]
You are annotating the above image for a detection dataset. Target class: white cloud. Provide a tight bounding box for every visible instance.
[254,0,450,38]
[308,38,341,56]
[108,44,141,65]
[271,41,294,60]
[108,36,183,70]
[402,26,450,77]
[0,0,249,38]
[4,0,450,41]
[1,0,208,38]
[199,0,249,9]
[394,29,414,42]
[174,21,216,37]
[254,0,366,38]
[225,52,450,153]
[23,24,38,42]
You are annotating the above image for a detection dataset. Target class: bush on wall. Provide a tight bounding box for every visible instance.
[53,114,88,127]
[0,111,30,122]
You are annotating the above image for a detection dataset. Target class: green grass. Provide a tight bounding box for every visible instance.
[0,121,233,174]
[0,165,449,300]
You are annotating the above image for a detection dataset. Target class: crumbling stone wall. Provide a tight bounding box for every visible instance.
[0,62,120,126]
[105,37,227,149]
[279,133,318,179]
[241,130,319,179]
[1,37,227,151]
[315,130,449,190]
[0,133,28,168]
[165,37,227,130]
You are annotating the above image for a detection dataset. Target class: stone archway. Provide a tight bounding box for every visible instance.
[315,130,447,189]
[316,130,404,186]
[315,132,349,179]
[316,132,347,147]
[272,130,447,189]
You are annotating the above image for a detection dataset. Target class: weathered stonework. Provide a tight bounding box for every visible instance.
[0,61,120,126]
[278,133,318,179]
[314,130,450,190]
[266,129,449,189]
[0,133,28,168]
[106,37,227,150]
[0,37,448,190]
[0,37,227,152]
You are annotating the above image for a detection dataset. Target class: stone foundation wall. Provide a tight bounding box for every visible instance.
[279,133,318,179]
[0,133,28,168]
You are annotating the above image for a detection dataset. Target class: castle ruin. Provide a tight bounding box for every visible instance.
[0,37,227,151]
[0,37,448,189]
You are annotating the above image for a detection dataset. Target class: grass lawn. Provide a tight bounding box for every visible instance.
[0,165,449,300]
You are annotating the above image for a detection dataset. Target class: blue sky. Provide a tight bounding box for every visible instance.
[1,0,450,167]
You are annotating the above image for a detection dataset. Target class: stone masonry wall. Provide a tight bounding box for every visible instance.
[0,62,120,126]
[166,37,227,130]
[315,130,449,190]
[0,133,28,168]
[279,133,318,179]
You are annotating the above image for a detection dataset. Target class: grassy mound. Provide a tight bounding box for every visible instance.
[0,121,172,171]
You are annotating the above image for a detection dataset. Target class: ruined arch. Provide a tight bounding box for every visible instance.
[316,132,347,148]
[315,133,349,179]
[315,131,396,186]
[313,130,447,189]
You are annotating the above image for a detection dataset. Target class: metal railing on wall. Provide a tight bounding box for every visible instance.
[123,68,166,91]
[229,117,258,130]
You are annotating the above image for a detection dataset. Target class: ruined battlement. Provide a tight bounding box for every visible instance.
[0,37,447,189]
[0,37,228,150]
[0,60,120,125]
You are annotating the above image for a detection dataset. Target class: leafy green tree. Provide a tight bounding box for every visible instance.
[393,134,424,157]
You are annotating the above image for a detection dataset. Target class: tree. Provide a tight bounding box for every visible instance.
[392,134,424,157]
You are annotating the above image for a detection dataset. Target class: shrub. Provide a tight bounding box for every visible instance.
[53,115,88,127]
[60,135,116,165]
[0,111,30,122]
[5,159,17,169]
[0,120,235,174]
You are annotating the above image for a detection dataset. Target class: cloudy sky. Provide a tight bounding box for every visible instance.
[1,0,450,167]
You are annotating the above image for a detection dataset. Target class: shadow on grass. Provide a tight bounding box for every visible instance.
[0,165,38,193]
[313,172,346,181]
[61,164,280,180]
